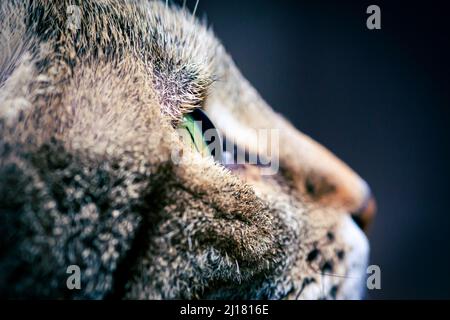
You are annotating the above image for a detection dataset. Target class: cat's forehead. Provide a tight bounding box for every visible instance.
[26,1,222,121]
[132,1,223,122]
[143,1,222,122]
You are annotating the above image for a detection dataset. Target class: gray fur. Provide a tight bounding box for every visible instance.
[0,0,370,299]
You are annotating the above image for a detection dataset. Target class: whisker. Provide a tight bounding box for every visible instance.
[309,265,359,280]
[192,0,199,17]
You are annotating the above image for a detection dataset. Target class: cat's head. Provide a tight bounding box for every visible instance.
[0,0,375,299]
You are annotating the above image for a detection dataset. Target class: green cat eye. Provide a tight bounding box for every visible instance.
[178,109,223,162]
[179,113,211,158]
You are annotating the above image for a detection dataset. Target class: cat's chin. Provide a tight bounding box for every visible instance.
[289,215,370,300]
[336,215,370,299]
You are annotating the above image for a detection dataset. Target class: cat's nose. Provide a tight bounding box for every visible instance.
[350,189,376,232]
[277,130,376,231]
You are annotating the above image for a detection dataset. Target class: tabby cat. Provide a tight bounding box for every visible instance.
[0,0,375,299]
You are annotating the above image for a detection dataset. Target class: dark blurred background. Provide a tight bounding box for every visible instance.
[185,0,450,299]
